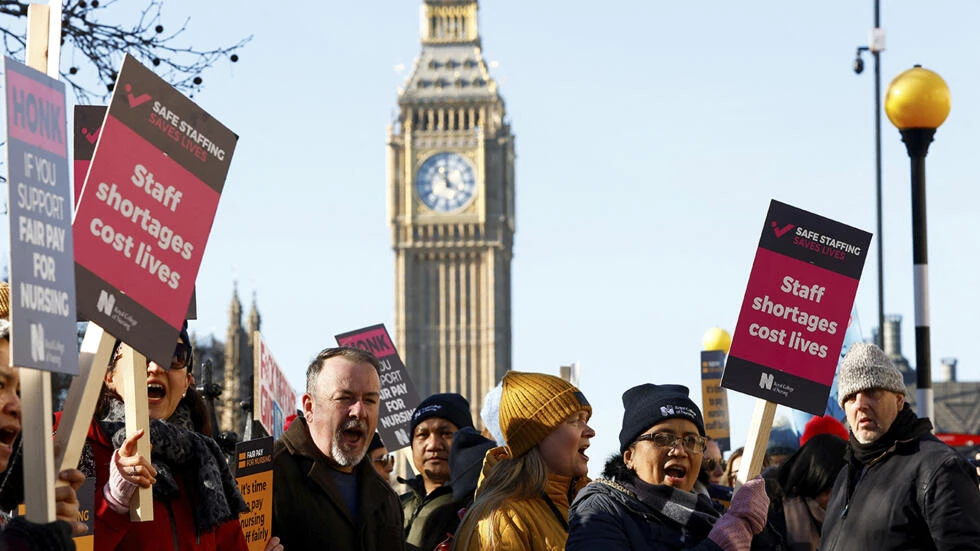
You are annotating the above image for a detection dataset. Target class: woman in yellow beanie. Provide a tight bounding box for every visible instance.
[453,371,594,550]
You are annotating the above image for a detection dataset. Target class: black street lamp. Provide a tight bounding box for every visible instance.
[853,2,887,347]
[884,65,951,424]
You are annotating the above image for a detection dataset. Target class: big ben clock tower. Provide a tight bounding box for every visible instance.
[387,0,514,424]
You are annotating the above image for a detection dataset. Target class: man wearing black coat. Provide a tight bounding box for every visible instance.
[272,347,404,551]
[822,343,980,550]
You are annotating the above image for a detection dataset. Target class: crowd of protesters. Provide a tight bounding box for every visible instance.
[1,287,978,551]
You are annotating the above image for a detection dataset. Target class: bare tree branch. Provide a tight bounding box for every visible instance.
[0,0,250,102]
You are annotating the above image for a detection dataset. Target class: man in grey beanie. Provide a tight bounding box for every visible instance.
[821,343,980,550]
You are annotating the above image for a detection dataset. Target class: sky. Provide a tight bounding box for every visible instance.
[4,1,980,475]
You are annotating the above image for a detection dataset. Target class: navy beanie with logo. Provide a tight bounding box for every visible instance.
[410,393,474,434]
[619,384,706,452]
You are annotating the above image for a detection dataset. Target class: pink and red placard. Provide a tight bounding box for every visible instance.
[73,54,236,366]
[253,333,296,439]
[722,200,872,415]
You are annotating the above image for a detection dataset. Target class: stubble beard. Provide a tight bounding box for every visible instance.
[331,417,369,467]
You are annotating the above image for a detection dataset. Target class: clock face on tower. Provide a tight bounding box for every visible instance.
[416,152,477,212]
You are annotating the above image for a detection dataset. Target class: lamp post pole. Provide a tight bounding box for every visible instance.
[872,2,885,348]
[884,65,950,425]
[855,1,885,346]
[903,126,934,422]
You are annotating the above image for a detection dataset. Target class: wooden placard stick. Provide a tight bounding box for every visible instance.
[20,368,55,522]
[54,324,116,476]
[19,2,57,524]
[734,398,776,490]
[119,345,154,521]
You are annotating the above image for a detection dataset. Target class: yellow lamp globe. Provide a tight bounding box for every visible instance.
[702,327,732,354]
[885,65,951,130]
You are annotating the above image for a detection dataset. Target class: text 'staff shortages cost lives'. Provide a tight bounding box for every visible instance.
[722,200,871,415]
[3,57,78,374]
[73,54,237,366]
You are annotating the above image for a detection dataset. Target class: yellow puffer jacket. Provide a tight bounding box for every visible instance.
[456,447,589,551]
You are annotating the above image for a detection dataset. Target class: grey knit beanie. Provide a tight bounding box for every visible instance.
[837,342,906,407]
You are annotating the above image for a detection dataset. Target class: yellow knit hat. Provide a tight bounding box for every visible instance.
[0,282,9,318]
[0,282,10,340]
[499,371,591,458]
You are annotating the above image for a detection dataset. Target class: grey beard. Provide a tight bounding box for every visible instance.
[331,417,369,467]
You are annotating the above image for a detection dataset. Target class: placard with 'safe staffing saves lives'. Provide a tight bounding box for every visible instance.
[722,200,871,415]
[72,54,237,366]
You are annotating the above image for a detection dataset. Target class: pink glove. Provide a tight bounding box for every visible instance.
[104,449,139,514]
[708,477,769,551]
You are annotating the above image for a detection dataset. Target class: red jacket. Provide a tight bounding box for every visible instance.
[57,413,248,551]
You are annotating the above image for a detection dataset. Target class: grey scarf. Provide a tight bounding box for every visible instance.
[83,398,247,535]
[623,477,720,541]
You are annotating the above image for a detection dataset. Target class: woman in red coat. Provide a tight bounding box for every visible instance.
[80,327,281,551]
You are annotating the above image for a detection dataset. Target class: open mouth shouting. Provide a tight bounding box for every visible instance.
[663,463,689,486]
[147,382,168,403]
[338,418,368,450]
[0,424,19,454]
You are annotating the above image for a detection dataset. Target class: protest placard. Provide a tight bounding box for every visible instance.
[722,200,872,415]
[73,105,198,319]
[253,332,296,439]
[73,105,106,207]
[72,53,236,366]
[700,350,730,451]
[724,200,871,485]
[4,56,77,375]
[336,324,421,450]
[73,478,96,551]
[236,437,273,551]
[3,4,71,522]
[16,477,93,550]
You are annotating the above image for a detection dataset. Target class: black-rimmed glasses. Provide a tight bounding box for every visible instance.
[634,432,708,454]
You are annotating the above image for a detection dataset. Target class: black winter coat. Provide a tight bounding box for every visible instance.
[821,431,980,551]
[271,417,405,551]
[567,478,724,551]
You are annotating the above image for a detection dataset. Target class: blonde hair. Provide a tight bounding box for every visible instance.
[454,447,549,549]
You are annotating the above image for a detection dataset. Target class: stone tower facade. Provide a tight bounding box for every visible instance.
[388,0,514,423]
[220,285,259,436]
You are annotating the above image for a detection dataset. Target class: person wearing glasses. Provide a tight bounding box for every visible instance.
[694,437,733,511]
[703,438,725,486]
[567,384,769,551]
[367,433,394,482]
[77,323,282,551]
